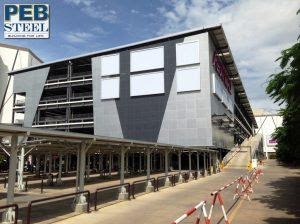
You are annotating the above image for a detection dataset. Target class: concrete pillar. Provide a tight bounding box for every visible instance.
[2,135,19,223]
[196,151,200,178]
[43,154,47,174]
[125,153,129,174]
[74,143,87,213]
[160,153,163,171]
[92,154,96,170]
[86,153,91,179]
[35,155,40,177]
[188,151,193,181]
[164,150,171,187]
[48,153,52,174]
[178,150,183,183]
[146,149,154,192]
[111,154,114,172]
[118,148,128,200]
[209,153,213,175]
[153,152,156,171]
[65,153,69,174]
[139,152,142,173]
[17,147,25,191]
[98,153,103,174]
[109,153,112,176]
[150,153,152,171]
[131,153,134,172]
[75,150,80,191]
[53,155,56,172]
[47,153,53,185]
[68,154,72,171]
[213,153,217,174]
[57,153,63,185]
[203,152,207,177]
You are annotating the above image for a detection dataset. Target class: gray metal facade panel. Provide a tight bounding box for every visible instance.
[92,56,123,138]
[158,33,213,147]
[115,39,183,142]
[13,67,50,127]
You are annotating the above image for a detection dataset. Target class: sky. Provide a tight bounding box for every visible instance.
[1,0,299,112]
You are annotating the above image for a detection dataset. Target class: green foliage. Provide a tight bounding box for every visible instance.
[266,9,300,164]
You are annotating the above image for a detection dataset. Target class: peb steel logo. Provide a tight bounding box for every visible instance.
[4,4,49,39]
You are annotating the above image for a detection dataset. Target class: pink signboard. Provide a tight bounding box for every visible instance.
[212,52,232,94]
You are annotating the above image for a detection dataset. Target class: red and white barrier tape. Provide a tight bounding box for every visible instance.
[171,201,209,224]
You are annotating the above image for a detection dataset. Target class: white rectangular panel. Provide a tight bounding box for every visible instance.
[130,71,165,96]
[176,41,200,66]
[130,47,164,72]
[101,54,120,76]
[101,77,120,99]
[213,73,223,100]
[176,66,200,92]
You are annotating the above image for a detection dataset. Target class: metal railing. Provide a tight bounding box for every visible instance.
[70,113,93,119]
[131,178,156,199]
[39,97,67,105]
[40,174,54,194]
[70,71,92,79]
[26,190,90,224]
[0,204,19,224]
[156,174,174,191]
[94,183,131,211]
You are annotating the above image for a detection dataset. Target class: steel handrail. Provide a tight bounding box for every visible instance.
[131,178,156,199]
[26,190,90,224]
[211,175,243,196]
[0,204,19,224]
[94,183,130,211]
[40,173,54,194]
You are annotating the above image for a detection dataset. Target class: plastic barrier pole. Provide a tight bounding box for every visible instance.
[171,201,208,224]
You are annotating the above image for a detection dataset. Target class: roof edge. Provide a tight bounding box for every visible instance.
[0,42,43,63]
[8,24,222,75]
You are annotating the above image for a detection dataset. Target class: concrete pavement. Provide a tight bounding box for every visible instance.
[230,160,300,224]
[55,153,300,224]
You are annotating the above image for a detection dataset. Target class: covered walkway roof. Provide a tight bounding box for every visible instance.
[0,124,217,154]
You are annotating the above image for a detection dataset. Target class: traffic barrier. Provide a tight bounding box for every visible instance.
[233,168,263,201]
[170,201,209,224]
[183,172,189,182]
[173,172,187,185]
[0,204,19,224]
[94,183,131,210]
[26,190,90,224]
[156,174,174,191]
[208,175,243,224]
[131,178,156,199]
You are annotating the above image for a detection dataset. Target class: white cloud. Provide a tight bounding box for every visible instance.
[64,0,94,7]
[131,9,140,14]
[64,0,118,23]
[82,7,117,23]
[157,0,300,111]
[63,31,95,43]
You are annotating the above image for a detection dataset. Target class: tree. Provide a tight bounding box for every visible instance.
[266,9,300,164]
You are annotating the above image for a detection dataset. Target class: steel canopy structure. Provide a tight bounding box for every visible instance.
[0,124,216,153]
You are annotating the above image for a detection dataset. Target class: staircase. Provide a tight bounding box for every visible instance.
[223,134,263,169]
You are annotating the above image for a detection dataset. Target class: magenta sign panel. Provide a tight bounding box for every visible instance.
[212,52,232,94]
